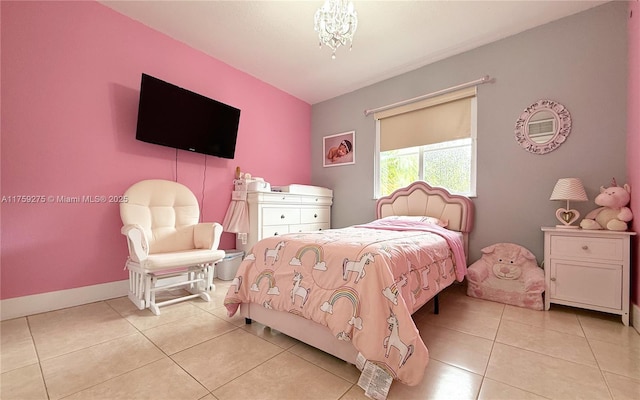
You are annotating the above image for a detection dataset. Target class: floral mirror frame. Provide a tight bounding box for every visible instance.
[514,99,572,155]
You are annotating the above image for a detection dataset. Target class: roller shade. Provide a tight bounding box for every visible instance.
[375,87,476,152]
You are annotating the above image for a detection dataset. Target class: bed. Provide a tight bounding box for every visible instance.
[223,181,474,386]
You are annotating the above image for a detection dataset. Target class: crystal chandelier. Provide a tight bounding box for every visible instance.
[314,0,358,59]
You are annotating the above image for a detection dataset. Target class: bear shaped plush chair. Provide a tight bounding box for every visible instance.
[466,243,545,310]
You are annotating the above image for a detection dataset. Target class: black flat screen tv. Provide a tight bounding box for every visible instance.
[135,73,241,159]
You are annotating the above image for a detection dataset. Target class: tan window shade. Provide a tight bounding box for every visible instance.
[376,87,476,152]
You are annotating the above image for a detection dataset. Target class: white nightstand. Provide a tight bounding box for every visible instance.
[542,227,635,325]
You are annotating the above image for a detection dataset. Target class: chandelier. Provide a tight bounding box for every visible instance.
[314,0,358,59]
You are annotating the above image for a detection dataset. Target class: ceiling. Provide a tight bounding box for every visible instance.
[99,1,608,105]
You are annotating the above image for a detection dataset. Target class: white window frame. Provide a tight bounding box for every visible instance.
[374,96,477,198]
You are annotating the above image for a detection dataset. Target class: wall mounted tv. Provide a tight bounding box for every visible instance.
[135,73,241,159]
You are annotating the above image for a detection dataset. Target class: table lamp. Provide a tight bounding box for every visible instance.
[550,178,588,228]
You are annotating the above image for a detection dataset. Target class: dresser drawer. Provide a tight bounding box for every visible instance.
[262,225,289,238]
[300,208,330,224]
[252,193,302,204]
[293,223,330,233]
[262,208,300,225]
[300,196,333,206]
[549,235,623,261]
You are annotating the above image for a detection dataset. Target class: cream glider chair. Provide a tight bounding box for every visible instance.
[120,179,225,315]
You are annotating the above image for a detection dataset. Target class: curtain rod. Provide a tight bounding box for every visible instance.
[364,75,494,116]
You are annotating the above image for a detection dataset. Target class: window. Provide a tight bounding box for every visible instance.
[375,87,477,198]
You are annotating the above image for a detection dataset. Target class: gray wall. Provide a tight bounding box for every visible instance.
[311,1,628,263]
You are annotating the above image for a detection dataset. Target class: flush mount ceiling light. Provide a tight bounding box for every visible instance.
[314,0,358,59]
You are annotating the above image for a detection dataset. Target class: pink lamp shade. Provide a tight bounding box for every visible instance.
[550,178,588,228]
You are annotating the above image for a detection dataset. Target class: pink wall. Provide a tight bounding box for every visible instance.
[628,0,640,308]
[1,1,311,299]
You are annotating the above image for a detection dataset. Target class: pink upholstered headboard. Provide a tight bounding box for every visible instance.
[376,181,474,234]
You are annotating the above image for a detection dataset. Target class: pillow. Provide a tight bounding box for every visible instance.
[379,215,449,228]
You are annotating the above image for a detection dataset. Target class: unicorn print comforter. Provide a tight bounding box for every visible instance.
[223,219,466,386]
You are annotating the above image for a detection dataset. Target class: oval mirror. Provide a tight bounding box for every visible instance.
[514,99,572,154]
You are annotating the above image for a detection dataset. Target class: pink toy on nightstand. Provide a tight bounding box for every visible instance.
[466,242,545,310]
[580,178,633,231]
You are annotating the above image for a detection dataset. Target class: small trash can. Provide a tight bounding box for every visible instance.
[216,250,244,281]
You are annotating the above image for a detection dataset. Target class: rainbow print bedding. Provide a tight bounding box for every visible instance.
[223,219,466,386]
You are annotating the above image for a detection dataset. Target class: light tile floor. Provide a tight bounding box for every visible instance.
[1,281,639,400]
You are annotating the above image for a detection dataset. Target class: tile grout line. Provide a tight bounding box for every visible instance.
[24,315,50,400]
[578,315,617,400]
[475,302,506,400]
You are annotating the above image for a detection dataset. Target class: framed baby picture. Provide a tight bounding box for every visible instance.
[323,131,355,167]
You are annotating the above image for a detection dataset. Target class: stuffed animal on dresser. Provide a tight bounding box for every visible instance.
[466,243,544,310]
[580,178,633,231]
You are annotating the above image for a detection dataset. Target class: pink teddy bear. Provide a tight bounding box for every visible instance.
[580,178,633,231]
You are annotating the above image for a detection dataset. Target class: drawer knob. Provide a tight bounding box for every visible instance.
[550,277,556,282]
[314,213,318,218]
[274,232,279,236]
[582,245,589,250]
[281,215,285,219]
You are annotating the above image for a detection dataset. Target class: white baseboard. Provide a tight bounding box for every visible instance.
[0,280,129,321]
[632,302,640,335]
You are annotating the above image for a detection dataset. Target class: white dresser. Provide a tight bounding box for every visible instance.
[542,227,636,325]
[237,185,333,253]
